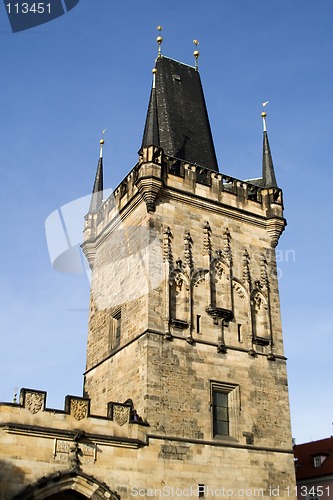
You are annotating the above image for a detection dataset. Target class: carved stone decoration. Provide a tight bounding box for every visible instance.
[135,175,163,213]
[25,392,44,414]
[192,269,207,287]
[174,273,184,293]
[205,306,233,323]
[254,279,262,291]
[113,405,130,426]
[215,260,225,279]
[70,400,88,421]
[223,228,232,263]
[266,218,286,248]
[184,232,193,269]
[260,255,269,289]
[203,221,212,257]
[232,280,246,299]
[68,441,81,472]
[163,227,173,264]
[215,249,223,261]
[242,249,252,289]
[253,294,266,312]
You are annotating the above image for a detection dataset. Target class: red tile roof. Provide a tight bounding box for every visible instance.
[294,437,333,480]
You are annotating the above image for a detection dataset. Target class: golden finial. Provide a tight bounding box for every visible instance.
[99,129,106,157]
[156,26,163,57]
[193,39,200,70]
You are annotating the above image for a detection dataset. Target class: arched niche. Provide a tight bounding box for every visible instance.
[210,258,231,311]
[192,269,209,336]
[231,279,249,346]
[250,289,270,346]
[169,269,190,329]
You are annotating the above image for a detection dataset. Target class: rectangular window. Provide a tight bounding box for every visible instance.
[114,310,121,347]
[211,381,240,440]
[212,390,229,437]
[237,324,242,342]
[109,308,121,350]
[196,315,201,333]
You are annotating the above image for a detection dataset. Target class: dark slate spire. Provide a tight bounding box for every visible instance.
[89,138,104,212]
[141,56,219,171]
[262,112,278,188]
[141,69,160,148]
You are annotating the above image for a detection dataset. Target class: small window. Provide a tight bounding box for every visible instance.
[237,324,242,342]
[196,315,201,333]
[212,390,229,437]
[115,310,121,347]
[109,308,121,350]
[313,455,326,467]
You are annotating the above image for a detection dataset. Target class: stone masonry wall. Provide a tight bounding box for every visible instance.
[0,397,296,499]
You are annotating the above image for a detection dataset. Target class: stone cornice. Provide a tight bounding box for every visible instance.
[0,422,146,449]
[147,433,294,454]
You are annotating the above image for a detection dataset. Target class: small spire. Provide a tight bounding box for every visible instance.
[141,68,160,149]
[193,39,200,70]
[89,132,105,212]
[261,107,278,188]
[156,26,163,58]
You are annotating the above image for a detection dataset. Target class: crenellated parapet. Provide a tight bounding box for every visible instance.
[83,146,286,269]
[0,388,148,453]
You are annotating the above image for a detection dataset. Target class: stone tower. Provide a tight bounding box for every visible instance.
[82,54,295,491]
[0,52,296,499]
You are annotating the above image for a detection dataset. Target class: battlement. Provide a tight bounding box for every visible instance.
[0,388,148,449]
[84,146,284,244]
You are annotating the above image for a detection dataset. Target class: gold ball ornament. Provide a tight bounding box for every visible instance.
[261,112,267,118]
[100,139,105,145]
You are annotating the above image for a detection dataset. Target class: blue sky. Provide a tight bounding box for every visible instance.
[0,0,332,445]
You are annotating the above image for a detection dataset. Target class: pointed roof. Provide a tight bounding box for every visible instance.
[89,143,104,212]
[141,56,218,171]
[142,84,160,148]
[262,114,278,188]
